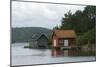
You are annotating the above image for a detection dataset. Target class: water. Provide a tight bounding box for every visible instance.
[11,43,96,66]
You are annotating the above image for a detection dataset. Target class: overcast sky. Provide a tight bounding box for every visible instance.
[12,1,86,29]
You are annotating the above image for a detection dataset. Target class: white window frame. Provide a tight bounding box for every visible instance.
[54,40,56,47]
[64,40,69,46]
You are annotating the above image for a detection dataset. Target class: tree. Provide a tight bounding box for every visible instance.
[83,6,96,30]
[61,10,73,29]
[53,25,59,30]
[60,6,96,34]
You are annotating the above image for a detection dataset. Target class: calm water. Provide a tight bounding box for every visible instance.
[11,43,95,66]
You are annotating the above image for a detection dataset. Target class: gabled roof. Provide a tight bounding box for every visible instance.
[53,30,76,38]
[30,33,48,41]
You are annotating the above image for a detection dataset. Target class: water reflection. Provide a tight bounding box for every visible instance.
[12,43,95,66]
[52,48,79,57]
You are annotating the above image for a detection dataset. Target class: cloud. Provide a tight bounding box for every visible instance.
[12,1,85,29]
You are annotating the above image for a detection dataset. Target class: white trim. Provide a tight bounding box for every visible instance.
[54,40,56,47]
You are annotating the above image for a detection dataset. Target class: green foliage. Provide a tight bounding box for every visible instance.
[60,6,96,34]
[53,25,60,30]
[83,6,96,20]
[78,50,96,56]
[24,45,32,48]
[77,28,96,46]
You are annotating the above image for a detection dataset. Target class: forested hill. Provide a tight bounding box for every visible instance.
[11,27,52,43]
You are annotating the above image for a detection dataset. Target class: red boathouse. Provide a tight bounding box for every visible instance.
[52,30,78,56]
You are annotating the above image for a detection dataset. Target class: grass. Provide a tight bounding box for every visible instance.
[78,50,96,56]
[24,45,33,48]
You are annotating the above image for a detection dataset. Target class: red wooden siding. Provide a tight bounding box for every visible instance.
[52,33,59,47]
[51,30,78,56]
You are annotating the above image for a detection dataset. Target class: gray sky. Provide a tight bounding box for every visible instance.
[12,1,86,29]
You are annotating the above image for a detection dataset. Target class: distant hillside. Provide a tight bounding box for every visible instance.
[11,27,52,43]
